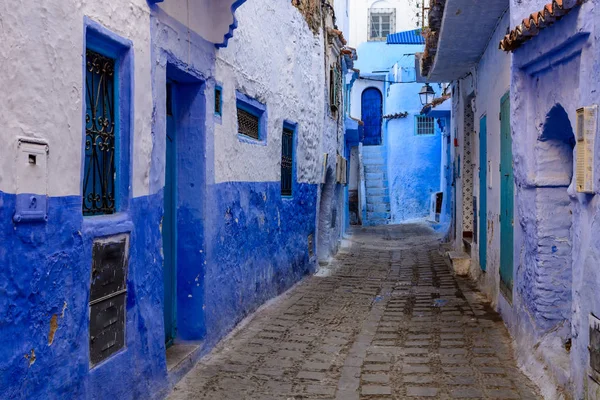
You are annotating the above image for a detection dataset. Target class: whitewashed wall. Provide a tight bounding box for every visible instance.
[348,0,418,47]
[0,0,152,198]
[213,0,325,184]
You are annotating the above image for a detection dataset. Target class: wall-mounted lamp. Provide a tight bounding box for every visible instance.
[419,83,435,106]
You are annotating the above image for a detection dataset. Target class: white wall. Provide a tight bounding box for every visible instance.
[348,0,419,47]
[0,0,152,198]
[158,0,239,45]
[213,0,325,184]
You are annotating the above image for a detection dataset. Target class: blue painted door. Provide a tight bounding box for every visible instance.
[361,88,382,146]
[163,83,177,346]
[479,116,487,271]
[500,93,514,292]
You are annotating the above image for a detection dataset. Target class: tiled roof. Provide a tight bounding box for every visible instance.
[387,29,425,45]
[499,0,582,52]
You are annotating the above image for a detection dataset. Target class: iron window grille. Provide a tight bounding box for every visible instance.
[237,107,260,140]
[330,65,341,113]
[84,49,116,216]
[215,86,222,116]
[368,8,396,41]
[281,126,294,196]
[416,115,435,135]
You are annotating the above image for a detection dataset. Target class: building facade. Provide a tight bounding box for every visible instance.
[0,1,356,398]
[422,0,600,398]
[349,30,451,226]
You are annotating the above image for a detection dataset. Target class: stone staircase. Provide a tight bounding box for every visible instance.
[362,145,391,226]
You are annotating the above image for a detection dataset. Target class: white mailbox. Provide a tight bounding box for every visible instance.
[14,138,49,223]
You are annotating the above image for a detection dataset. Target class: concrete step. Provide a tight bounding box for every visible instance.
[367,203,391,212]
[447,251,471,276]
[367,195,390,204]
[365,180,388,189]
[365,165,386,173]
[362,146,385,154]
[366,187,388,197]
[365,219,390,226]
[367,211,391,220]
[366,172,386,180]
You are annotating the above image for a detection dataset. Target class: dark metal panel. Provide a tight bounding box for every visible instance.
[90,236,129,302]
[90,293,126,367]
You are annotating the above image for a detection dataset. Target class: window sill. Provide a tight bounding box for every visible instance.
[82,211,134,237]
[238,133,267,146]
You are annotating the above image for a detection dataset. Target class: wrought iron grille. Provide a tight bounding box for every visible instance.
[215,87,222,115]
[416,115,435,135]
[281,127,294,196]
[237,107,260,139]
[84,49,116,216]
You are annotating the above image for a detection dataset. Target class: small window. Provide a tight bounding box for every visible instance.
[416,115,435,135]
[237,108,260,139]
[236,92,266,142]
[368,8,396,41]
[214,86,222,116]
[84,49,117,216]
[281,125,295,196]
[330,65,341,113]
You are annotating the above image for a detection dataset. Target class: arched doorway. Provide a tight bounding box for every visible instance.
[361,88,383,146]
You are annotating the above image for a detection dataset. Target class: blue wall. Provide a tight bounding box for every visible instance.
[0,191,169,400]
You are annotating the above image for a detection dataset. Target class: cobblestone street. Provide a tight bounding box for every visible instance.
[169,224,541,400]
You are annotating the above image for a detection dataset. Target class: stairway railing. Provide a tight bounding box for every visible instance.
[358,143,367,225]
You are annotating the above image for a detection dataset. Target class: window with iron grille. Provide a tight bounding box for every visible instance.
[330,65,341,113]
[84,49,116,215]
[281,125,294,196]
[237,107,260,140]
[416,115,435,135]
[368,8,396,41]
[215,86,222,116]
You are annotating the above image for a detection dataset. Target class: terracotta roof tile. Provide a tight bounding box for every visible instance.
[499,0,582,52]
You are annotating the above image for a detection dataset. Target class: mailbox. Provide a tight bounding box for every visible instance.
[14,138,49,223]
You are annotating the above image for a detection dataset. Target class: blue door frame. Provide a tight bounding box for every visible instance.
[479,116,487,272]
[500,92,514,294]
[163,82,177,346]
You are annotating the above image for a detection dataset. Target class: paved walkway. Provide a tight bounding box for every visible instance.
[169,224,541,400]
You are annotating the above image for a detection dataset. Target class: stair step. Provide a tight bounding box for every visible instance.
[366,172,386,180]
[367,204,391,212]
[365,180,388,188]
[365,165,386,172]
[447,251,471,276]
[367,196,390,205]
[366,188,387,196]
[367,211,391,220]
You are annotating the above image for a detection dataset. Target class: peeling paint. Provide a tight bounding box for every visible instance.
[48,315,58,346]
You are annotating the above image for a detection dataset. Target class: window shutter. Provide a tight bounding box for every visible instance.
[576,105,598,193]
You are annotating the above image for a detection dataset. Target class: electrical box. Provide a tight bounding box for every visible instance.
[576,105,598,193]
[89,234,129,367]
[336,155,348,185]
[14,138,49,223]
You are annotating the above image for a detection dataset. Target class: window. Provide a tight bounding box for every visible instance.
[330,65,341,113]
[83,18,132,217]
[84,49,117,215]
[236,91,267,143]
[368,8,396,41]
[214,86,222,116]
[281,124,295,196]
[237,108,260,139]
[416,115,435,135]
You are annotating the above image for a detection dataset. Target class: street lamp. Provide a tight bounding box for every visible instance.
[419,83,435,106]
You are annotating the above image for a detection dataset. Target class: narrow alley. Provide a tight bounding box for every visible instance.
[169,224,540,400]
